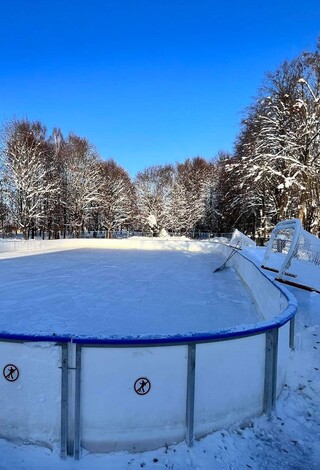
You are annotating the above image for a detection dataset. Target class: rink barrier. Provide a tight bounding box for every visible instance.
[0,246,297,458]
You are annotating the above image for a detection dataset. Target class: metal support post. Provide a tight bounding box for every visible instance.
[186,344,196,447]
[263,328,279,416]
[289,317,295,350]
[74,344,82,460]
[60,343,68,459]
[66,342,77,456]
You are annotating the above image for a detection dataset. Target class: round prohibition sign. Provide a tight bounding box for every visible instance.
[3,364,19,382]
[134,377,151,396]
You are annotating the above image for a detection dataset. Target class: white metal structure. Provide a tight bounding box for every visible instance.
[262,219,320,293]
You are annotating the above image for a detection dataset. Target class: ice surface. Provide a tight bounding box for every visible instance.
[0,248,258,338]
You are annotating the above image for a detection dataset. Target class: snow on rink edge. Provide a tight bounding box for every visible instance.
[0,236,216,256]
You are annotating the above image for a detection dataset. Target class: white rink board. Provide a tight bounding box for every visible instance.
[80,345,188,452]
[195,335,265,436]
[0,341,61,447]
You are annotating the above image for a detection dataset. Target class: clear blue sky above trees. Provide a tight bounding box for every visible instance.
[1,0,319,176]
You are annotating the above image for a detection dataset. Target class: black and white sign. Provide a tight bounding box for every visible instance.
[3,364,19,382]
[134,377,151,395]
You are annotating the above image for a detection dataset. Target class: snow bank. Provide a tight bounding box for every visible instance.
[0,237,214,255]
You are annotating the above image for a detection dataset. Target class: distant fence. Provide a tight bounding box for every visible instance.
[0,230,235,241]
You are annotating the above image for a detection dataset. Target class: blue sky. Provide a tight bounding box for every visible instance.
[1,1,319,176]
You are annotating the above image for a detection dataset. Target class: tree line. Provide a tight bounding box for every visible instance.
[0,120,221,239]
[1,39,320,240]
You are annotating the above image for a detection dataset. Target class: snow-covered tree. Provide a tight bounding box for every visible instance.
[135,165,174,235]
[294,47,320,233]
[232,45,320,236]
[205,152,244,234]
[1,119,58,239]
[44,128,68,238]
[61,133,101,237]
[97,160,135,238]
[170,157,214,234]
[0,179,10,235]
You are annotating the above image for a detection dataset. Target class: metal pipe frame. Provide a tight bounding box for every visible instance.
[289,317,295,350]
[60,343,68,459]
[263,328,279,416]
[74,343,82,460]
[186,344,196,447]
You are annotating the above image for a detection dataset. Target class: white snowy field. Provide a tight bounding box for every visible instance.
[0,240,319,469]
[0,245,258,338]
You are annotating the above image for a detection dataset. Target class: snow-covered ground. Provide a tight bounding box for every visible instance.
[0,240,319,469]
